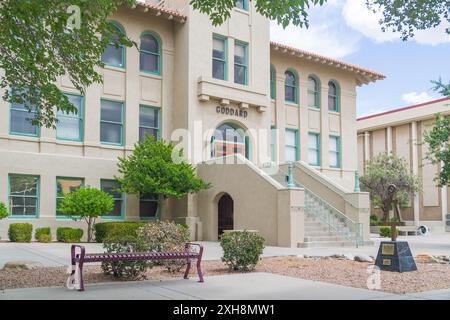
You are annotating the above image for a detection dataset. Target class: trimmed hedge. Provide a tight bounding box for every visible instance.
[57,227,83,243]
[93,222,147,243]
[8,223,33,242]
[35,227,51,242]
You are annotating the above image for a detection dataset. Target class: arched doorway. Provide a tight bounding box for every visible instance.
[211,123,249,159]
[218,194,234,235]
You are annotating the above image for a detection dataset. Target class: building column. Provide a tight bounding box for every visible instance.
[386,126,392,153]
[411,121,420,226]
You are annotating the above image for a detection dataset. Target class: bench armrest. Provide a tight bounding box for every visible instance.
[185,242,203,258]
[71,245,86,264]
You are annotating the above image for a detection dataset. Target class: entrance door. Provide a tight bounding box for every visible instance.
[218,194,234,236]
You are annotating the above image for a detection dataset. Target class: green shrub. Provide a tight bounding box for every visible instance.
[101,234,148,280]
[137,221,190,272]
[379,226,399,238]
[0,202,9,220]
[94,221,148,243]
[220,230,265,272]
[370,215,381,226]
[56,227,83,242]
[8,223,33,242]
[35,227,51,242]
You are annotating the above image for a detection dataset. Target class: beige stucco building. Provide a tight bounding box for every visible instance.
[357,97,450,232]
[0,1,385,246]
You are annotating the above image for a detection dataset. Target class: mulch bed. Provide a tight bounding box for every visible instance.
[1,257,450,294]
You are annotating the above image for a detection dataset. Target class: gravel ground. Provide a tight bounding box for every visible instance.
[1,257,450,294]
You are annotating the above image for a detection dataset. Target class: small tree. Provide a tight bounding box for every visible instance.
[59,187,114,242]
[116,136,210,214]
[0,202,9,240]
[360,153,421,221]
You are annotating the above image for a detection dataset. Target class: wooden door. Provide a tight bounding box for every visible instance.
[218,194,234,235]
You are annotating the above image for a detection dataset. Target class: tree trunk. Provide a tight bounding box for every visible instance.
[382,208,390,222]
[87,218,92,242]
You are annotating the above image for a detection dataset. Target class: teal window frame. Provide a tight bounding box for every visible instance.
[284,69,298,104]
[56,177,85,218]
[139,194,160,220]
[100,179,125,220]
[139,31,161,76]
[307,75,321,109]
[285,129,299,162]
[270,64,276,100]
[102,21,126,69]
[212,34,228,81]
[328,80,340,112]
[234,40,248,85]
[270,126,277,161]
[100,99,124,146]
[9,90,40,137]
[308,132,321,166]
[8,174,40,219]
[235,0,248,10]
[56,93,84,142]
[139,105,160,142]
[329,135,341,168]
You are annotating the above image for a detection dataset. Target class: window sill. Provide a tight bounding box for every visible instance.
[328,110,340,115]
[100,143,125,149]
[8,216,38,220]
[103,65,125,73]
[307,107,321,111]
[284,101,299,107]
[139,71,162,79]
[234,8,249,15]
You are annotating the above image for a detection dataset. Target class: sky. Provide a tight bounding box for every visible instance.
[269,0,450,117]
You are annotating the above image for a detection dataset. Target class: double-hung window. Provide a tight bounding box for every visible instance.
[234,41,248,85]
[56,177,84,216]
[285,129,298,162]
[328,81,339,112]
[329,136,341,168]
[140,194,159,219]
[308,132,320,166]
[140,32,160,75]
[270,65,276,99]
[102,22,125,68]
[9,174,39,218]
[139,106,160,142]
[212,35,227,80]
[101,180,124,219]
[56,94,83,141]
[235,0,248,10]
[285,71,297,103]
[10,95,39,137]
[100,100,124,145]
[308,77,320,109]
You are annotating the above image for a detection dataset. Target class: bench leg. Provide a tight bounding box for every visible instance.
[196,257,204,283]
[184,258,191,279]
[78,262,85,292]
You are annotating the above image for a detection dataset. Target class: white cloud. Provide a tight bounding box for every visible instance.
[342,0,450,45]
[401,91,437,105]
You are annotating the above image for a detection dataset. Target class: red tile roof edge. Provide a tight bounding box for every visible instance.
[270,41,385,79]
[357,97,450,121]
[137,2,186,19]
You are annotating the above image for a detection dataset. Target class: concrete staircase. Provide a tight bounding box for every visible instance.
[299,213,357,248]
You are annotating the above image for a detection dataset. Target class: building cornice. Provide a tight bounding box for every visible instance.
[129,1,187,23]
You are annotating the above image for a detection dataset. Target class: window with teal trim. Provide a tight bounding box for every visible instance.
[308,76,320,108]
[140,194,159,219]
[139,105,160,142]
[235,0,248,10]
[56,177,84,216]
[10,94,39,137]
[328,81,339,112]
[270,126,277,161]
[285,129,298,162]
[308,132,320,166]
[285,71,297,103]
[212,35,227,80]
[101,180,123,218]
[270,65,275,99]
[9,174,39,217]
[100,100,123,145]
[102,22,125,68]
[140,32,160,75]
[56,94,83,141]
[329,136,341,168]
[234,41,247,85]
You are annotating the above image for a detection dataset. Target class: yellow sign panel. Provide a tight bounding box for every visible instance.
[382,259,392,266]
[381,244,395,255]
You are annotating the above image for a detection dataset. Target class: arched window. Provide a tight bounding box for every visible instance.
[140,32,161,75]
[328,81,339,112]
[270,65,276,99]
[285,70,297,103]
[307,76,320,109]
[211,123,248,159]
[102,22,125,68]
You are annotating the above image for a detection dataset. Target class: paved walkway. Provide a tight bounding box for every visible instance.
[0,273,416,300]
[1,234,449,268]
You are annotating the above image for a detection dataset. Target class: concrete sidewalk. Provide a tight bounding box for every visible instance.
[0,272,413,300]
[1,233,449,268]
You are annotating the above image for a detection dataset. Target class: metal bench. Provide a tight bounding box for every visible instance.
[67,243,204,291]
